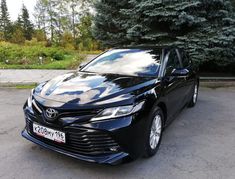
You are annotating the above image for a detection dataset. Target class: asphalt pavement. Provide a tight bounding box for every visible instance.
[0,87,235,179]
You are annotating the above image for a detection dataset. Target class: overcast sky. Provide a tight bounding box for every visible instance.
[6,0,37,21]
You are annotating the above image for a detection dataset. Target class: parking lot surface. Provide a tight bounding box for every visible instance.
[0,87,235,179]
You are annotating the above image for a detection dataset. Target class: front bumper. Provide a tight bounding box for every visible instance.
[22,109,148,165]
[22,129,129,165]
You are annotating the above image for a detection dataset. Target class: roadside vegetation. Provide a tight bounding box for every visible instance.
[0,0,234,74]
[0,0,101,69]
[0,41,87,69]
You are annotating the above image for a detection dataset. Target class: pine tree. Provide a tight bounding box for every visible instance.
[0,0,12,40]
[92,0,131,46]
[18,4,34,40]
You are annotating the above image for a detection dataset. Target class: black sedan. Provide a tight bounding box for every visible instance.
[22,46,199,165]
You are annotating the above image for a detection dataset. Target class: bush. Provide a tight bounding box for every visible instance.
[0,41,67,64]
[52,51,65,61]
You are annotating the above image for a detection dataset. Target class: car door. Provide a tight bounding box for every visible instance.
[161,49,186,122]
[180,50,196,104]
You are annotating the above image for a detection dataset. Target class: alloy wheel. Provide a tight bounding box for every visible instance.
[193,84,198,104]
[149,114,162,150]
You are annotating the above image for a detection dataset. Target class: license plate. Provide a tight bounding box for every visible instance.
[33,123,66,143]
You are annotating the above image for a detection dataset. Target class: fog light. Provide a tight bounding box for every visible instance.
[110,146,119,152]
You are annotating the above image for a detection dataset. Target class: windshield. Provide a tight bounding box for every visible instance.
[82,49,161,77]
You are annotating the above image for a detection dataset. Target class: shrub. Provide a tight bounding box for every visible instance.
[0,42,68,64]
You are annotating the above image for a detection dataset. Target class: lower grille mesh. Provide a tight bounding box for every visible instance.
[26,118,120,156]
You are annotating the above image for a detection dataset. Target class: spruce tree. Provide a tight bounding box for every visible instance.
[92,0,130,46]
[0,0,12,40]
[93,0,235,66]
[20,5,34,40]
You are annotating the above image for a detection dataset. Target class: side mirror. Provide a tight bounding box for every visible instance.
[171,68,189,77]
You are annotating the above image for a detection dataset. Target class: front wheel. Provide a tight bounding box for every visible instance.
[188,81,199,108]
[144,107,164,157]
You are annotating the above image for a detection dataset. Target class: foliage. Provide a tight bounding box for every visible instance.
[0,0,12,40]
[92,0,130,46]
[61,31,74,49]
[18,5,34,40]
[0,0,100,58]
[93,0,235,67]
[10,24,25,44]
[0,41,65,64]
[0,41,84,69]
[34,0,93,41]
[76,14,100,51]
[33,29,47,42]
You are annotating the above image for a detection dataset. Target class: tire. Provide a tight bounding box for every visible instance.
[144,106,164,158]
[188,81,199,108]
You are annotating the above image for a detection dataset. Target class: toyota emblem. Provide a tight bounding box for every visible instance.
[45,108,58,121]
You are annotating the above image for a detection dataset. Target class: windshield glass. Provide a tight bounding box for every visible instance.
[82,49,161,77]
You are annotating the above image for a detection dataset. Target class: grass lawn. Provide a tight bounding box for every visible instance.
[15,84,38,89]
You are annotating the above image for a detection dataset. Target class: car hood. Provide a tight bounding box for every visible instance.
[34,72,157,107]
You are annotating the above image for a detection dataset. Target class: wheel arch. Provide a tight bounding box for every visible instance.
[157,101,167,126]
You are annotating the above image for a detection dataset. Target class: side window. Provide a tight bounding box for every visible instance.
[165,50,181,76]
[182,51,190,68]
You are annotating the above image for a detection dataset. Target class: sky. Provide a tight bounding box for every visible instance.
[6,0,37,21]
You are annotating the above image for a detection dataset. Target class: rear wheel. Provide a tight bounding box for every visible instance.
[188,81,199,108]
[144,107,164,157]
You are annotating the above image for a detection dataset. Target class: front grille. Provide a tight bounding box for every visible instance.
[32,99,100,123]
[26,118,120,156]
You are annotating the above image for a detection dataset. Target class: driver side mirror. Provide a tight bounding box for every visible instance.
[171,68,189,77]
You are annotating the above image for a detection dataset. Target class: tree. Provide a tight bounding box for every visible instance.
[33,29,47,42]
[92,0,130,46]
[34,0,47,31]
[34,0,59,42]
[46,0,58,42]
[65,0,93,39]
[10,24,25,44]
[61,31,74,49]
[76,14,96,50]
[34,0,94,45]
[93,0,235,66]
[0,0,12,40]
[18,4,34,40]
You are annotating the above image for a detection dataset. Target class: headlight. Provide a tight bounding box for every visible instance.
[27,90,34,112]
[91,101,145,121]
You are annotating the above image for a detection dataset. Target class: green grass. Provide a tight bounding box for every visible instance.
[0,54,84,70]
[15,84,37,89]
[0,84,37,89]
[80,50,102,55]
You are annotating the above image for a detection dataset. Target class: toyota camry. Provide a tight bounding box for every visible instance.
[22,46,199,165]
